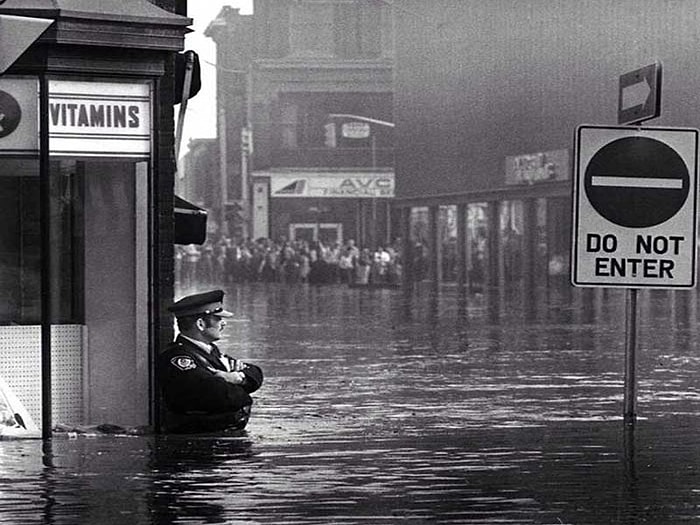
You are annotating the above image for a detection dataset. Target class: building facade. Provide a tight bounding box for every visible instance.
[177,138,219,212]
[394,1,700,297]
[205,0,396,249]
[0,0,189,432]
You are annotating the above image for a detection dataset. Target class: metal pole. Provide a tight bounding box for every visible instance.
[39,74,52,440]
[174,51,194,160]
[241,128,248,238]
[623,288,638,424]
[244,64,254,239]
[371,134,377,248]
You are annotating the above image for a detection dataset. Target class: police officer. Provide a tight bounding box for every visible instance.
[158,289,263,433]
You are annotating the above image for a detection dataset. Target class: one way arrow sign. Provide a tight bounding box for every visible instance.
[618,62,662,125]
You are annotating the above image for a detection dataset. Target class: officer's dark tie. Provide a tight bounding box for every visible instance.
[211,344,229,371]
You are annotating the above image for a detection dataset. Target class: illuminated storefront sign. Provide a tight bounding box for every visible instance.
[505,149,569,185]
[49,80,151,157]
[267,171,394,198]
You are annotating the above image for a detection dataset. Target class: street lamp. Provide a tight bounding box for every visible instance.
[326,113,395,248]
[327,114,395,128]
[327,113,394,168]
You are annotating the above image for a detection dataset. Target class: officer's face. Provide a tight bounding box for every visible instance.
[199,314,226,342]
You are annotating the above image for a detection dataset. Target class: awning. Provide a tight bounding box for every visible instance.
[0,14,53,74]
[0,0,191,26]
[174,195,207,245]
[0,1,191,52]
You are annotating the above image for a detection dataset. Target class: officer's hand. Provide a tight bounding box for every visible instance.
[214,370,246,385]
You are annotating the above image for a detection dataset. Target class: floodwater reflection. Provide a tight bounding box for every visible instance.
[1,283,700,524]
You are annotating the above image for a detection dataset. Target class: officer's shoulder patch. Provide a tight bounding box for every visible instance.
[171,355,197,371]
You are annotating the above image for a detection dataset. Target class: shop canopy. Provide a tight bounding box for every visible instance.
[174,195,208,246]
[0,0,189,25]
[0,14,52,74]
[0,0,191,56]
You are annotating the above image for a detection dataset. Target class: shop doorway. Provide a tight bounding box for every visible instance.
[289,223,343,244]
[49,159,150,426]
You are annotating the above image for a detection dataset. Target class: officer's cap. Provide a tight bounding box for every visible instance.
[168,289,234,318]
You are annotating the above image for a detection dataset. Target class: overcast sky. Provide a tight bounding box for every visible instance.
[178,1,253,158]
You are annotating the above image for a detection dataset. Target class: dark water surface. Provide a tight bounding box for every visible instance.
[2,284,700,524]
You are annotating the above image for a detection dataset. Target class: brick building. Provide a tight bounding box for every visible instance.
[205,0,395,248]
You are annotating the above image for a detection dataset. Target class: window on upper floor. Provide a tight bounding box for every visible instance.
[289,1,335,57]
[280,102,299,149]
[334,0,382,58]
[287,0,385,58]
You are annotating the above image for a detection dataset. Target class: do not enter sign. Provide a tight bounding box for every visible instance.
[572,125,699,288]
[584,136,689,228]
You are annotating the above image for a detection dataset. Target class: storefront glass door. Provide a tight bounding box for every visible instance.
[290,223,343,244]
[48,159,149,427]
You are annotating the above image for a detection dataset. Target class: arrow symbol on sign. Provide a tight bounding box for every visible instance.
[0,112,4,133]
[621,78,651,110]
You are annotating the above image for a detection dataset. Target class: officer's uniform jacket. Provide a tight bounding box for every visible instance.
[159,335,263,418]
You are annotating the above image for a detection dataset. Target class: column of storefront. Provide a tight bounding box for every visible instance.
[487,201,501,290]
[522,198,538,318]
[429,205,441,284]
[400,206,412,287]
[456,203,468,287]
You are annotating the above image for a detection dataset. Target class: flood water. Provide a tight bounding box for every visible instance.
[2,283,700,524]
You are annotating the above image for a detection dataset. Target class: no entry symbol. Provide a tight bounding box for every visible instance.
[584,136,689,228]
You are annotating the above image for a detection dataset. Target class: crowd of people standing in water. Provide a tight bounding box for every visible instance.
[175,237,404,289]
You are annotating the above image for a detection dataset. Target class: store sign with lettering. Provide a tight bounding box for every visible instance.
[505,149,569,185]
[49,80,151,157]
[0,77,38,154]
[269,171,394,198]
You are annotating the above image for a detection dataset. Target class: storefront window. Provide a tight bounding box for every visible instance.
[289,1,334,57]
[547,197,571,286]
[409,206,429,281]
[534,198,549,289]
[49,161,85,324]
[49,158,148,321]
[500,200,524,285]
[0,158,40,324]
[466,203,488,292]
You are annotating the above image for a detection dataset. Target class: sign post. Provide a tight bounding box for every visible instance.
[572,124,699,423]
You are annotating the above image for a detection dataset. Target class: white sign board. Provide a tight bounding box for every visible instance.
[49,80,151,158]
[267,171,394,198]
[341,121,370,139]
[572,125,698,288]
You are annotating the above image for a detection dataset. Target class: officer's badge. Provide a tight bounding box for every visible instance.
[171,356,196,371]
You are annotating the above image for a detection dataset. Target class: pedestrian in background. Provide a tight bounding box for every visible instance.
[158,290,264,434]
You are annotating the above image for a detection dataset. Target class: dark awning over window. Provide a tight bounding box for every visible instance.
[174,195,207,245]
